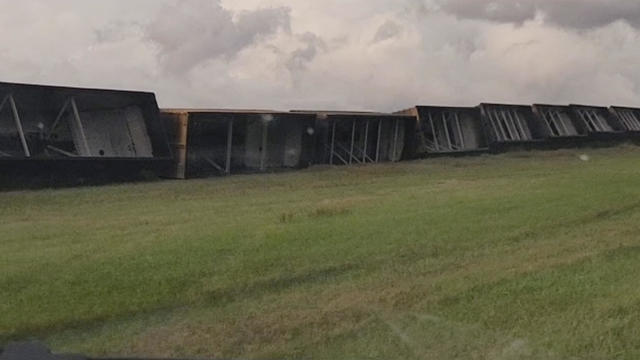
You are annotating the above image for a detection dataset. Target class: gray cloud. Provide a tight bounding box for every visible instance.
[146,0,290,73]
[1,0,640,112]
[286,32,327,74]
[373,20,403,43]
[95,21,142,43]
[437,0,640,29]
[438,1,535,24]
[541,1,640,29]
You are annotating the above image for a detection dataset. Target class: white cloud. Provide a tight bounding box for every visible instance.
[0,0,639,111]
[147,0,290,73]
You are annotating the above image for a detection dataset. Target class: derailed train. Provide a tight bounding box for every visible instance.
[0,81,171,187]
[161,109,416,178]
[164,103,639,179]
[1,80,640,186]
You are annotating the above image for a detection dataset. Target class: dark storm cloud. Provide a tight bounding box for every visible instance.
[438,0,640,29]
[146,0,290,73]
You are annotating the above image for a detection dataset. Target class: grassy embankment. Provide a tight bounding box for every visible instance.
[2,146,640,359]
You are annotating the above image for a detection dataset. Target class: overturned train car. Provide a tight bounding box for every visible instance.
[162,110,317,179]
[479,103,547,149]
[532,104,588,140]
[530,104,590,148]
[5,79,640,188]
[610,106,640,133]
[0,82,171,187]
[398,106,488,156]
[306,112,417,165]
[569,104,626,138]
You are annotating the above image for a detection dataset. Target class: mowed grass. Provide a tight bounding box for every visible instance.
[2,146,640,359]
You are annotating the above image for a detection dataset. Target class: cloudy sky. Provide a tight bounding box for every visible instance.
[1,0,640,111]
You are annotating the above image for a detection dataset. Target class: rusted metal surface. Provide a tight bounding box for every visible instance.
[161,112,189,179]
[398,106,488,156]
[0,81,172,188]
[162,109,317,179]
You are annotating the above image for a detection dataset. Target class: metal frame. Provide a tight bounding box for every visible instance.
[328,117,401,166]
[0,94,31,157]
[541,109,569,136]
[0,81,172,188]
[392,118,400,160]
[424,110,469,152]
[575,108,612,133]
[329,119,362,165]
[47,97,92,156]
[259,120,269,171]
[375,119,382,162]
[533,105,583,138]
[482,105,534,143]
[405,106,492,156]
[612,108,640,132]
[225,119,233,174]
[172,110,317,178]
[197,118,235,176]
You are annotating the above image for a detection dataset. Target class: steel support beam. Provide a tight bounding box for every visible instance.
[47,97,91,156]
[0,95,30,157]
[578,110,595,131]
[507,111,525,140]
[487,110,502,142]
[329,120,336,165]
[628,112,640,130]
[225,119,233,175]
[442,113,453,150]
[69,98,91,156]
[582,110,603,132]
[501,110,518,141]
[203,155,225,173]
[454,112,465,150]
[46,145,77,157]
[48,99,71,141]
[375,119,382,163]
[543,112,556,136]
[619,112,633,130]
[497,111,511,140]
[427,111,439,151]
[332,150,349,165]
[362,120,369,163]
[508,110,520,140]
[554,111,569,136]
[392,119,400,162]
[336,142,363,164]
[260,121,268,171]
[625,111,640,130]
[492,110,508,141]
[349,120,356,165]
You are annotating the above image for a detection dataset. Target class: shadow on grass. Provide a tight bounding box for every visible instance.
[504,200,640,245]
[204,264,359,305]
[3,264,360,345]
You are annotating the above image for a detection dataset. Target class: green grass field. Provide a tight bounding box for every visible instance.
[3,146,640,359]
